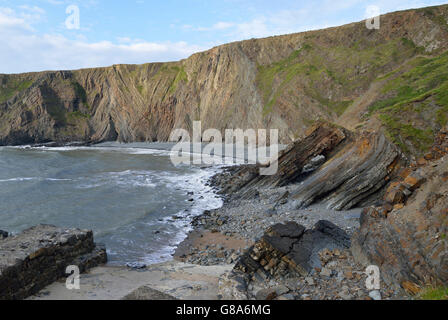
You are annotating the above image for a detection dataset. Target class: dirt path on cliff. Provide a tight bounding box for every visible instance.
[28,261,233,300]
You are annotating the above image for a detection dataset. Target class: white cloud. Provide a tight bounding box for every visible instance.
[184,0,448,41]
[0,7,206,74]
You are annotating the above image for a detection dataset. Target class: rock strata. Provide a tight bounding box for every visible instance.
[352,129,448,293]
[1,6,448,146]
[234,221,351,279]
[0,224,107,300]
[290,131,400,210]
[211,123,400,211]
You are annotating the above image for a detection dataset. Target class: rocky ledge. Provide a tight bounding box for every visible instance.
[352,159,448,294]
[210,122,401,211]
[0,225,107,300]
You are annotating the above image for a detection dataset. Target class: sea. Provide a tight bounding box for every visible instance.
[0,142,224,266]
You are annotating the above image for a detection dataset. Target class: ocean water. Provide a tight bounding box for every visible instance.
[0,143,223,266]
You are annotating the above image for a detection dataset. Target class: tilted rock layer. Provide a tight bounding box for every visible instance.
[1,5,448,155]
[234,221,351,279]
[351,128,448,292]
[210,122,400,210]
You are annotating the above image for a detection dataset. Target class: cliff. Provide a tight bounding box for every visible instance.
[1,5,448,156]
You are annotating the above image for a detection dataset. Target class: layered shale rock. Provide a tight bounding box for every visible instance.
[234,220,350,279]
[290,131,400,210]
[211,122,348,199]
[351,154,448,293]
[212,122,400,211]
[219,221,350,299]
[0,225,107,300]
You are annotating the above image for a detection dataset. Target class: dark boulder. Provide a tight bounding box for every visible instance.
[0,230,8,240]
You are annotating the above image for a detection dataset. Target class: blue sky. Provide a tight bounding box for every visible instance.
[0,0,446,73]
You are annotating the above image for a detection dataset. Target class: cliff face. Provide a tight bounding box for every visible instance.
[1,5,448,152]
[351,126,448,290]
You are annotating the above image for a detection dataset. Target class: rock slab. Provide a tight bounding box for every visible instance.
[234,220,351,279]
[0,224,107,300]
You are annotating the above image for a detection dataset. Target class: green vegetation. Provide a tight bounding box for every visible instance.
[417,286,448,300]
[256,37,422,117]
[72,82,87,103]
[379,114,434,153]
[420,6,448,30]
[368,50,448,153]
[155,64,188,95]
[71,81,91,109]
[67,111,90,120]
[0,79,33,103]
[137,84,144,95]
[256,46,311,115]
[169,65,188,94]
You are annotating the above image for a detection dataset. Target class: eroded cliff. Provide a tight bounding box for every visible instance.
[1,5,448,153]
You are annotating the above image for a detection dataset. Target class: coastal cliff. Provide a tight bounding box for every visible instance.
[1,4,448,300]
[1,5,448,157]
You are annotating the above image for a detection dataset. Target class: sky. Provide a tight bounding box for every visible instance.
[0,0,446,73]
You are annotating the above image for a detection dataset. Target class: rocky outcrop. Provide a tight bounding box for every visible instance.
[0,225,107,300]
[290,131,400,210]
[210,122,348,199]
[351,144,448,293]
[219,221,351,300]
[234,220,350,280]
[1,5,448,147]
[212,123,400,210]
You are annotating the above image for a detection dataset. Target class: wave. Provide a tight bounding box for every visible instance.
[139,167,224,264]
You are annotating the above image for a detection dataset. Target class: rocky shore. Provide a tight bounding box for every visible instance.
[174,184,404,300]
[173,122,448,300]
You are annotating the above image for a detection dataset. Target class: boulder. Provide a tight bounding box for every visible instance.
[403,171,426,191]
[0,224,107,300]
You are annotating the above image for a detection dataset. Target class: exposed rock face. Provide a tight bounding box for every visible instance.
[0,225,107,300]
[211,122,348,199]
[211,122,400,210]
[351,153,448,292]
[290,131,400,210]
[234,221,350,279]
[1,5,448,147]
